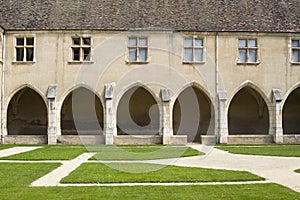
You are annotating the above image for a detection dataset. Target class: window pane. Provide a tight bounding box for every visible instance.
[184,48,193,62]
[292,50,300,62]
[83,48,90,61]
[129,38,137,46]
[195,39,203,47]
[195,49,203,62]
[73,48,80,61]
[249,50,257,62]
[238,39,246,47]
[184,38,193,47]
[248,39,257,47]
[73,38,80,45]
[129,48,137,61]
[26,48,34,61]
[239,50,247,62]
[16,38,24,46]
[139,48,147,62]
[83,38,91,45]
[26,38,34,45]
[292,40,299,47]
[139,38,147,46]
[16,48,24,61]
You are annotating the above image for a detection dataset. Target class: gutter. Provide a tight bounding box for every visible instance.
[215,31,220,143]
[1,30,5,144]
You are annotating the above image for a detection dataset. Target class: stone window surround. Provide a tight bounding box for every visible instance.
[12,34,36,64]
[237,38,260,65]
[68,35,94,64]
[126,36,150,64]
[182,36,205,64]
[290,38,300,65]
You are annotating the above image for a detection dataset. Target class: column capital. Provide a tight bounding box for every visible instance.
[218,91,227,101]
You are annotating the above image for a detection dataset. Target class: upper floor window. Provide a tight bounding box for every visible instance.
[128,37,148,63]
[183,37,204,63]
[238,39,258,63]
[15,37,34,62]
[71,37,91,62]
[291,39,300,63]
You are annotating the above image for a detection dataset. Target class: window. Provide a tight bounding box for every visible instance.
[71,37,91,62]
[183,37,204,63]
[15,37,34,62]
[291,39,300,63]
[128,37,148,63]
[238,39,258,63]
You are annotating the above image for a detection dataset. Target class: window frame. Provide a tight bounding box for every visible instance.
[69,36,93,63]
[126,36,149,64]
[237,38,260,65]
[291,38,300,65]
[13,35,36,63]
[182,36,205,64]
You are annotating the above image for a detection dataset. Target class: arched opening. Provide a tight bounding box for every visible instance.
[173,86,214,143]
[61,87,103,135]
[228,87,269,135]
[283,87,300,134]
[117,86,160,135]
[7,87,47,135]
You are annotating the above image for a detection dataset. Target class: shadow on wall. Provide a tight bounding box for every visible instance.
[228,87,269,135]
[173,86,214,143]
[283,87,300,134]
[7,88,48,135]
[61,87,103,135]
[117,87,160,135]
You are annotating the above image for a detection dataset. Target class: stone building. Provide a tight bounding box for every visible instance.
[0,0,299,145]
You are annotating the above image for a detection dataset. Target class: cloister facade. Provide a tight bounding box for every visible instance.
[0,0,299,145]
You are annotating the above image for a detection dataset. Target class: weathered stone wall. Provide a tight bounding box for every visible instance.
[1,30,300,144]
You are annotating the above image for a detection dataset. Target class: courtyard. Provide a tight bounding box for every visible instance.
[0,144,299,199]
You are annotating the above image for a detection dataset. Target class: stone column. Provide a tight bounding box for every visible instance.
[272,89,283,143]
[161,89,172,144]
[47,85,58,144]
[104,83,117,144]
[218,91,228,143]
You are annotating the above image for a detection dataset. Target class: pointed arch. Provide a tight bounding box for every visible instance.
[172,83,215,143]
[7,86,48,135]
[116,84,160,135]
[282,83,300,134]
[60,86,104,135]
[228,82,270,135]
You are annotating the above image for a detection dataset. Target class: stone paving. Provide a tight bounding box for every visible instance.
[0,145,300,193]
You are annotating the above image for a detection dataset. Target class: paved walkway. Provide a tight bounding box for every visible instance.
[31,153,96,186]
[1,145,300,193]
[0,146,42,157]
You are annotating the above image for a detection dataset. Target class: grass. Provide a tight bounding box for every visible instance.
[90,145,201,160]
[1,184,299,200]
[0,145,201,160]
[0,153,299,199]
[0,145,88,160]
[61,163,264,183]
[0,144,17,150]
[216,144,300,157]
[0,163,61,187]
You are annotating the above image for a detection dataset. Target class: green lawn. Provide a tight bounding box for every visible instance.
[1,184,299,200]
[61,163,264,183]
[90,145,201,160]
[0,144,17,150]
[0,145,88,160]
[216,144,300,157]
[0,163,61,187]
[0,145,200,160]
[0,157,299,199]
